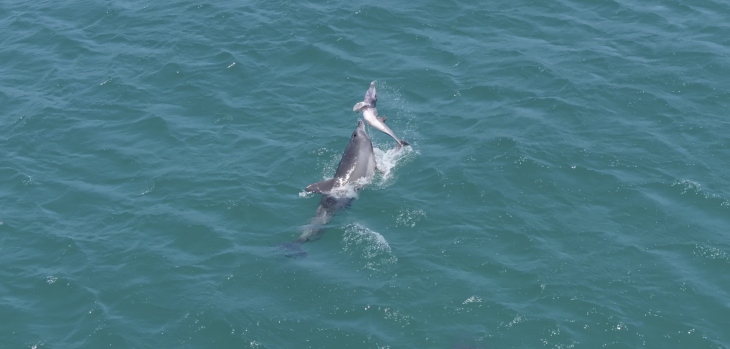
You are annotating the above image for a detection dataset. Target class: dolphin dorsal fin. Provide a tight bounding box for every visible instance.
[377,116,387,123]
[305,179,336,194]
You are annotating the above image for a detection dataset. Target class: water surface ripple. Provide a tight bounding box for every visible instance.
[1,0,729,348]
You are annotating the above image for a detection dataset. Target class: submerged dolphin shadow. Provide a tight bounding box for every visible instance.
[276,120,378,258]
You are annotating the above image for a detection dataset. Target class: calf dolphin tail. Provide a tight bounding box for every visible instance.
[353,81,378,111]
[396,139,410,150]
[364,81,377,107]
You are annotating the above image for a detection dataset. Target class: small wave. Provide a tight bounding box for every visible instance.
[139,180,155,196]
[693,244,729,262]
[454,295,485,314]
[395,208,426,228]
[341,223,397,272]
[21,174,33,186]
[501,314,525,328]
[672,179,703,195]
[463,296,482,304]
[671,179,730,207]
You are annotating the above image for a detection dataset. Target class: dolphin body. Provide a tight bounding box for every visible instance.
[277,121,377,256]
[353,81,410,149]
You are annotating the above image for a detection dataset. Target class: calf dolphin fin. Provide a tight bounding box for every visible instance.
[377,116,387,123]
[306,178,336,194]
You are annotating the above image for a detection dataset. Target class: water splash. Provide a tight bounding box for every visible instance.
[303,144,413,196]
[372,145,416,188]
[341,223,397,272]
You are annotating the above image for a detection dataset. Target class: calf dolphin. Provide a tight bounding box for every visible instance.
[353,81,410,149]
[277,121,377,256]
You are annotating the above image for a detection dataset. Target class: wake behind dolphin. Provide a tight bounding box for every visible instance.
[277,121,378,257]
[353,81,410,149]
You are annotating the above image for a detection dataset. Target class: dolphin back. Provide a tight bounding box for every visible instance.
[279,121,374,257]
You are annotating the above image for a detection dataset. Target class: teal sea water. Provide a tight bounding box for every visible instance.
[2,0,729,347]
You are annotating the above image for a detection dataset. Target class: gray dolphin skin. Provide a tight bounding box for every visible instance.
[277,121,376,256]
[353,81,410,149]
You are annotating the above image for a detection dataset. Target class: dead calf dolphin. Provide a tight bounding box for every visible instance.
[353,81,410,149]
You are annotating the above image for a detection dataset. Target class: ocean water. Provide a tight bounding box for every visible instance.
[1,0,729,347]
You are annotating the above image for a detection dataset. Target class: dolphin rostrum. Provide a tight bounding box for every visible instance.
[353,81,410,149]
[277,121,378,256]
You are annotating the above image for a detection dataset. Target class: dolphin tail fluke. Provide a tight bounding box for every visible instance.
[396,139,410,150]
[275,241,307,258]
[365,81,377,106]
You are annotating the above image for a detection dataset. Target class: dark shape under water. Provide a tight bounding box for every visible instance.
[276,121,377,257]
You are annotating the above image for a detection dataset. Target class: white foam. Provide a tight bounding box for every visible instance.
[328,181,362,199]
[300,145,413,196]
[372,145,415,188]
[463,295,483,304]
[299,178,368,199]
[302,145,412,198]
[341,223,397,272]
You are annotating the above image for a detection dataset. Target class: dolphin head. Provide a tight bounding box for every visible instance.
[353,120,366,135]
[349,120,370,141]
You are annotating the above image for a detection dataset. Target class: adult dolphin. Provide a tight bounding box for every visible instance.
[353,81,410,149]
[277,120,378,256]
